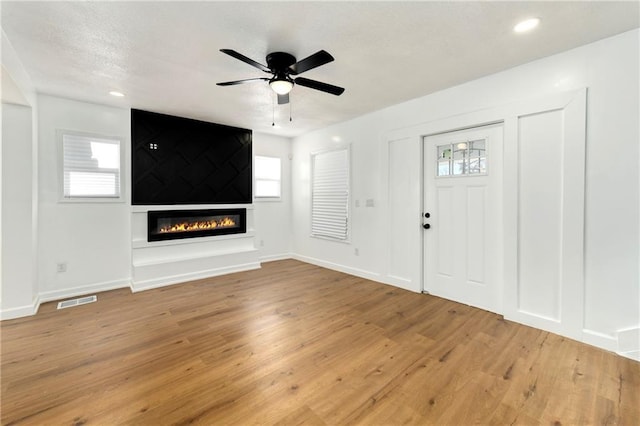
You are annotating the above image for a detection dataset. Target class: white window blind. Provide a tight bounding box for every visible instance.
[311,148,349,240]
[62,133,121,199]
[255,155,281,198]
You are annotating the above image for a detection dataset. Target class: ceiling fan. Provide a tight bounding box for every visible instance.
[216,49,345,105]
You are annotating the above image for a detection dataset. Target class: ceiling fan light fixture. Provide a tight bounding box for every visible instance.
[270,78,294,95]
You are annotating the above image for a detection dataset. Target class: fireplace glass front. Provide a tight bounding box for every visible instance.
[148,208,246,242]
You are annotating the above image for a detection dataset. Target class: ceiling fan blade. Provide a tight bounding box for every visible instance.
[217,77,269,86]
[294,77,345,96]
[220,49,271,73]
[288,50,334,75]
[277,93,289,105]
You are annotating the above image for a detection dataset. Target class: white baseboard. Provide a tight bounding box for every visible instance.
[582,329,618,352]
[383,274,421,293]
[38,279,131,305]
[264,254,420,293]
[0,296,40,320]
[1,279,131,320]
[291,254,381,282]
[131,261,261,292]
[617,326,639,361]
[618,350,640,362]
[259,253,293,263]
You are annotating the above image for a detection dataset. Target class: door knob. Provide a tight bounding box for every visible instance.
[423,223,431,229]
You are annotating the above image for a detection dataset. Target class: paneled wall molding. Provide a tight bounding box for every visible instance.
[382,88,590,347]
[582,328,618,352]
[382,136,422,292]
[385,89,586,143]
[617,326,640,361]
[503,88,587,342]
[582,327,640,361]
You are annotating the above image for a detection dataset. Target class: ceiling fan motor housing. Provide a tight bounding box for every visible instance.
[266,52,297,71]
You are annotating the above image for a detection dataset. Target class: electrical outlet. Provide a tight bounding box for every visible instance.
[260,239,265,247]
[354,248,359,256]
[57,262,67,273]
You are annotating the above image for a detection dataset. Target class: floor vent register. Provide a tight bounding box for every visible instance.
[57,295,97,310]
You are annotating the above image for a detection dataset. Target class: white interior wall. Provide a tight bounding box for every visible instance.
[292,29,639,354]
[1,29,37,107]
[1,25,636,358]
[253,132,293,261]
[35,96,293,300]
[1,28,39,319]
[27,95,294,306]
[37,95,132,301]
[291,113,386,282]
[1,104,37,318]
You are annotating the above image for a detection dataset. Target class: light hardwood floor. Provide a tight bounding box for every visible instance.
[1,259,638,425]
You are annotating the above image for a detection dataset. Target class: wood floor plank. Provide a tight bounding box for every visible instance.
[1,259,638,425]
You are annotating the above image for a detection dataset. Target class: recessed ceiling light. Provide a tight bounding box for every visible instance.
[514,18,540,33]
[109,91,125,97]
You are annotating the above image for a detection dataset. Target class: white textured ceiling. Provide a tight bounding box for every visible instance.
[2,1,638,137]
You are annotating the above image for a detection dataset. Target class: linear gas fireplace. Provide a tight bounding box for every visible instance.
[148,208,246,242]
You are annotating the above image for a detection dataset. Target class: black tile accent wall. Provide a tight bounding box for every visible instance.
[132,109,252,205]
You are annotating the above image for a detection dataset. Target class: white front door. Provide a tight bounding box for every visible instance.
[423,124,503,314]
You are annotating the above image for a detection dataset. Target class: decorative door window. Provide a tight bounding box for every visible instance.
[437,139,486,177]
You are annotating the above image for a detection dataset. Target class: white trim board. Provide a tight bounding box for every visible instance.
[292,254,382,284]
[0,297,39,320]
[131,261,261,292]
[259,253,294,263]
[38,278,130,304]
[0,278,130,320]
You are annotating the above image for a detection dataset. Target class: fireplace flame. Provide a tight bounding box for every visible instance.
[159,217,236,234]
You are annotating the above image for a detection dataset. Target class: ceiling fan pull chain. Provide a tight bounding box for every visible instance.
[272,92,276,127]
[290,97,293,122]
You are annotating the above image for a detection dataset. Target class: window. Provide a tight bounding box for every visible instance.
[437,139,486,177]
[60,131,122,200]
[311,148,349,241]
[254,156,281,199]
